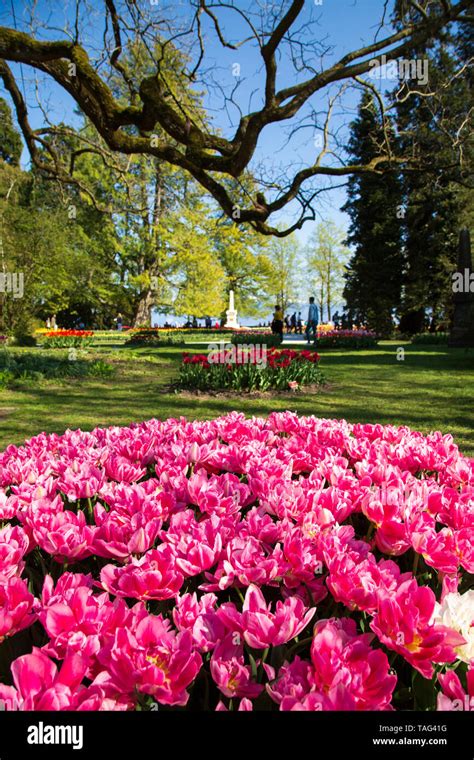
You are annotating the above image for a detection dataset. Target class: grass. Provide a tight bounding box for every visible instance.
[0,340,473,455]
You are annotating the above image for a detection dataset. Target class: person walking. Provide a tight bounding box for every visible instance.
[296,312,302,334]
[271,304,284,342]
[116,312,123,331]
[290,312,297,333]
[305,297,319,344]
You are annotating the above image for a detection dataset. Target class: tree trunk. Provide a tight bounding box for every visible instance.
[133,290,154,327]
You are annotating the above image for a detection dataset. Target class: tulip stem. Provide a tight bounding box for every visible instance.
[286,636,313,659]
[412,551,420,577]
[86,497,94,523]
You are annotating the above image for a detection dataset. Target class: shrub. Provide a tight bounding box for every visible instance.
[230,332,281,347]
[177,347,323,392]
[0,351,114,386]
[126,328,233,346]
[10,333,37,347]
[411,332,449,345]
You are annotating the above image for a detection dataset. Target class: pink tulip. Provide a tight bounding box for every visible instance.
[437,666,474,711]
[163,511,223,576]
[371,579,466,678]
[173,592,225,652]
[99,614,201,706]
[217,584,315,649]
[100,544,184,600]
[210,635,263,699]
[0,524,29,577]
[39,572,132,664]
[104,455,147,484]
[57,461,105,501]
[0,648,129,710]
[0,575,36,641]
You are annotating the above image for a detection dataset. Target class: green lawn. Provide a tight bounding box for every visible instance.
[0,340,473,455]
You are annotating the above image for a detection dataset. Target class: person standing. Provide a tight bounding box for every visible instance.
[272,304,284,342]
[290,312,297,333]
[296,312,302,334]
[305,297,319,344]
[116,313,123,331]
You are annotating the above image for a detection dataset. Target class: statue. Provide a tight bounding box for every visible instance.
[224,289,240,329]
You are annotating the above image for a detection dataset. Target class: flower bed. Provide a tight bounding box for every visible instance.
[230,331,281,348]
[178,348,323,391]
[316,329,377,349]
[0,412,472,712]
[41,330,94,348]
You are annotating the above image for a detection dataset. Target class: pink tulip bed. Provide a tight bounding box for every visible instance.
[316,329,377,349]
[0,412,472,712]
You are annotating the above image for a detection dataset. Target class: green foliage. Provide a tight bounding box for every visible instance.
[411,332,449,345]
[397,43,473,334]
[0,350,114,386]
[230,332,281,347]
[177,350,324,392]
[10,332,37,347]
[265,235,303,314]
[306,222,349,322]
[317,333,378,349]
[125,328,233,346]
[41,334,94,349]
[342,92,404,337]
[0,98,22,165]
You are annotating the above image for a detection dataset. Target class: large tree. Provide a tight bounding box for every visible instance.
[306,222,348,323]
[342,92,404,336]
[0,0,471,236]
[395,23,474,332]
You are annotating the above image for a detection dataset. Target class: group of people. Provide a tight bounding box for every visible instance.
[45,315,58,330]
[271,297,320,344]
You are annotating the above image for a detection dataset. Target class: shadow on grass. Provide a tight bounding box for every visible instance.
[0,344,473,454]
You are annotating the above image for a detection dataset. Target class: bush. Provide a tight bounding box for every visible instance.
[126,328,233,347]
[11,333,37,347]
[177,347,323,392]
[230,331,281,348]
[411,332,449,345]
[41,330,94,349]
[0,413,471,712]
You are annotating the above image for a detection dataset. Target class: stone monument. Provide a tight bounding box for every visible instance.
[224,289,240,329]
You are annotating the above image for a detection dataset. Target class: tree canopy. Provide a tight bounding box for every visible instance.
[0,0,471,236]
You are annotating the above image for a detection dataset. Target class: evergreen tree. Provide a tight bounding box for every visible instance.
[342,92,404,336]
[396,42,473,333]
